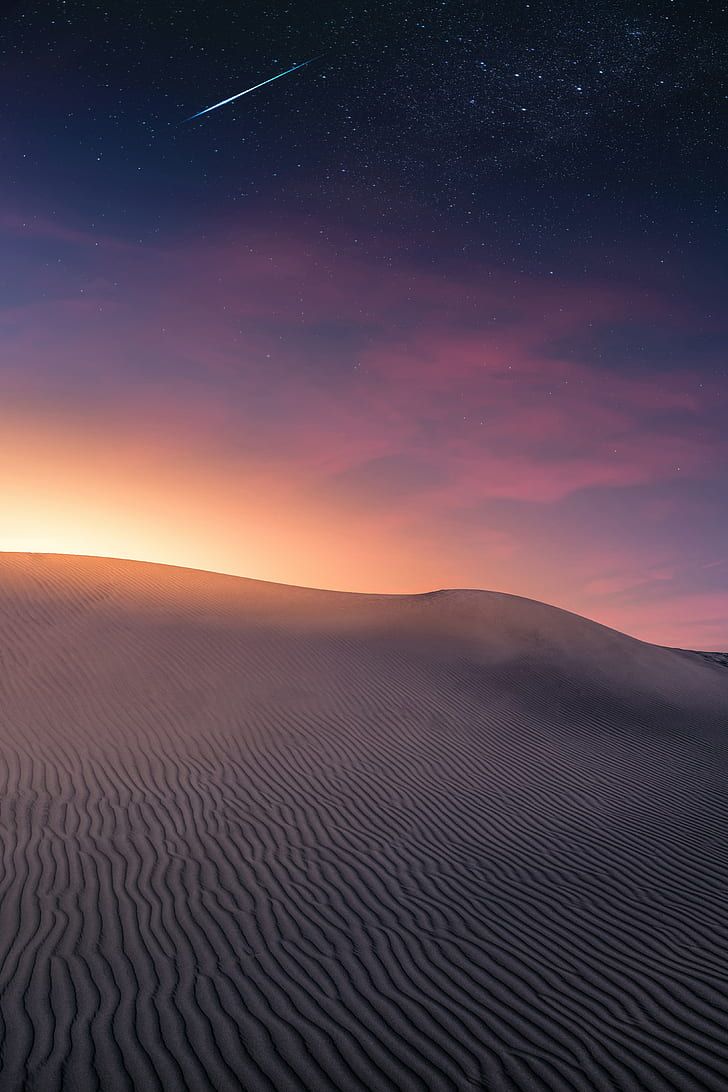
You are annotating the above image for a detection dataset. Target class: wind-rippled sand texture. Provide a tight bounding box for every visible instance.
[1,553,728,1092]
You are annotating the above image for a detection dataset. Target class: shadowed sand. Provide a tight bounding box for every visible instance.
[1,552,728,1091]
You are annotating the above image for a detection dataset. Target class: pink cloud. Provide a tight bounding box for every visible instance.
[0,211,140,253]
[584,566,677,598]
[592,592,728,650]
[3,219,725,513]
[190,235,720,499]
[3,213,728,651]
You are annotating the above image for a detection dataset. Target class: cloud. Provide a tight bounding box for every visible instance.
[3,219,724,504]
[2,213,727,646]
[593,592,728,651]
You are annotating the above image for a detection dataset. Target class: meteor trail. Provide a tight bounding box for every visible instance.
[184,58,317,122]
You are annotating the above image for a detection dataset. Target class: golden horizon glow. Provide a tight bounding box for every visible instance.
[5,412,728,649]
[0,413,464,596]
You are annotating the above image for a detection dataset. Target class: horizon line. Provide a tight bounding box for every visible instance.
[1,548,721,654]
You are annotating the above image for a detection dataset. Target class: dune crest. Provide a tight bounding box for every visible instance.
[1,552,727,1091]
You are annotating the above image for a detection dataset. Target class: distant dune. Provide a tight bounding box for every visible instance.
[1,553,727,1092]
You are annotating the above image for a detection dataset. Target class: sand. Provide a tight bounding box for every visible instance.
[0,552,727,1091]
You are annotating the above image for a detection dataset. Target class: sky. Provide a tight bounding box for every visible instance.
[1,0,726,648]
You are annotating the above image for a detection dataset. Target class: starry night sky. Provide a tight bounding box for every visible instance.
[1,0,727,647]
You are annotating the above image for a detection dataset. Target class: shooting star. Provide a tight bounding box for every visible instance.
[184,58,318,122]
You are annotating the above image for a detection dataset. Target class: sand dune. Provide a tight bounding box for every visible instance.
[0,553,727,1091]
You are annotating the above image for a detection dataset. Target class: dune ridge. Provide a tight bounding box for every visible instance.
[0,552,727,1091]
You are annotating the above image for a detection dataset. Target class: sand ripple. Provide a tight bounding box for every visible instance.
[0,554,727,1091]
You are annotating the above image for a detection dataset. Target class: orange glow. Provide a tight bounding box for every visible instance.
[0,412,470,594]
[5,410,726,650]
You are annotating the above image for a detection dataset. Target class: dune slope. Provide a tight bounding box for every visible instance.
[0,553,727,1091]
